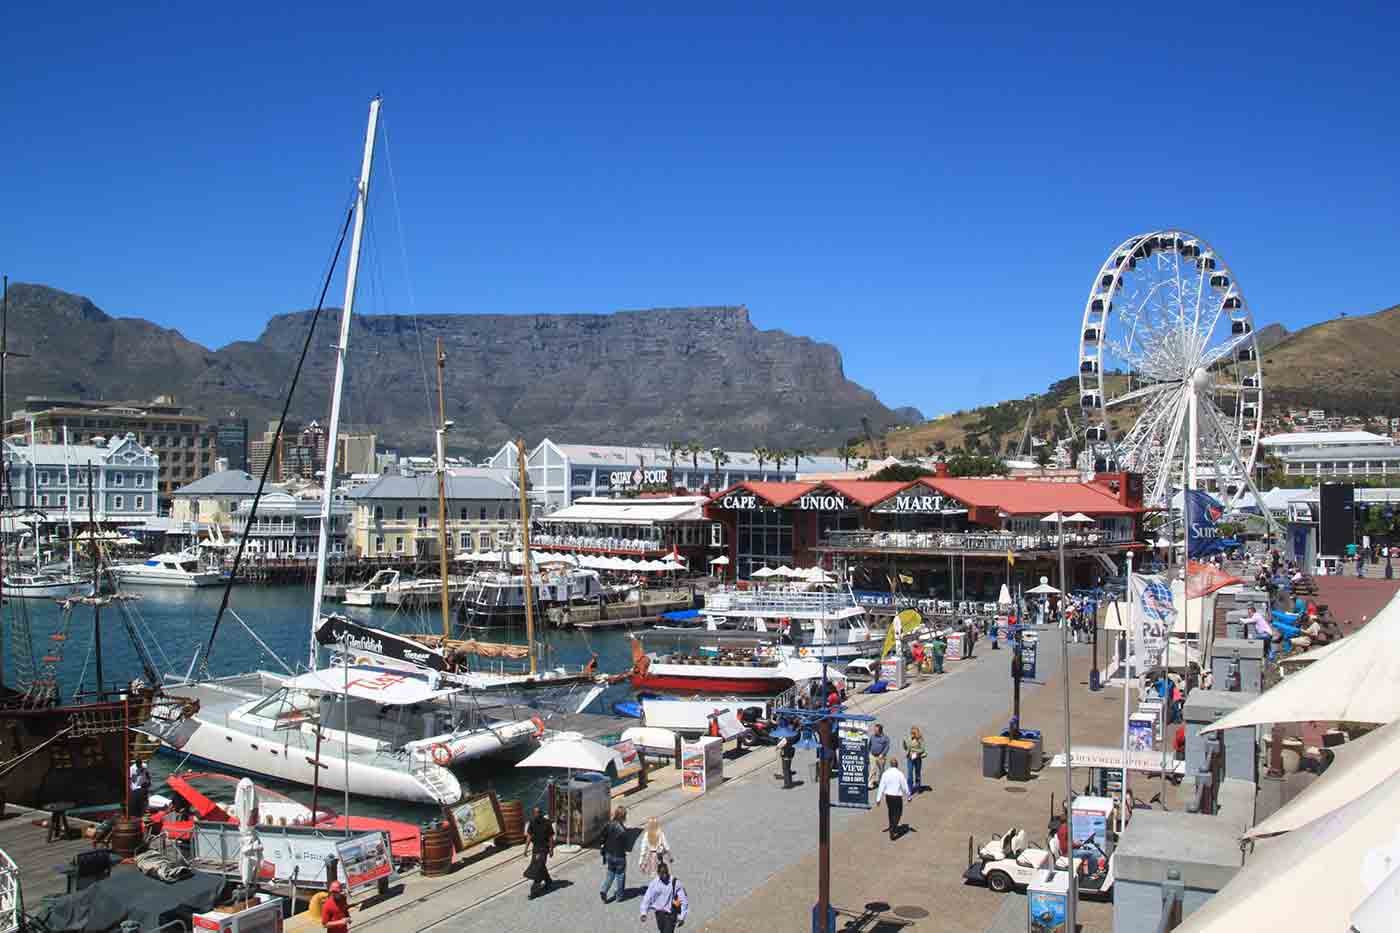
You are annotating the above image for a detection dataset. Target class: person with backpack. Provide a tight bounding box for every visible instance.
[638,859,688,930]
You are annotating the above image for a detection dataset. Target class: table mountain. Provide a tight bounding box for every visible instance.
[4,284,920,454]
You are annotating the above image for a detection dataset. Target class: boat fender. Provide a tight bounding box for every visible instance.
[531,716,545,738]
[430,743,452,767]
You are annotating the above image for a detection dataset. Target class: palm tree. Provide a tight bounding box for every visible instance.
[687,441,704,473]
[752,446,768,477]
[667,440,685,469]
[790,447,808,471]
[838,444,859,470]
[773,448,788,472]
[710,447,730,487]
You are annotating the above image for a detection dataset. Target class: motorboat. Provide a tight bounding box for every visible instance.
[457,567,605,629]
[2,569,89,599]
[157,661,538,804]
[343,569,440,607]
[628,631,836,696]
[113,549,222,587]
[701,584,894,661]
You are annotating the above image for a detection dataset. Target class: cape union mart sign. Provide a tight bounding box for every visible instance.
[715,492,850,511]
[872,492,966,514]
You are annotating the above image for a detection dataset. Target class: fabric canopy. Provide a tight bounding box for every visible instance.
[1277,638,1345,671]
[515,731,623,773]
[1177,769,1400,931]
[708,555,730,565]
[283,667,457,705]
[750,567,779,578]
[1203,591,1400,733]
[1245,720,1400,840]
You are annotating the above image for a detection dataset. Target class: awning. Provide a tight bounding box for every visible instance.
[1245,720,1400,840]
[538,501,703,525]
[1177,769,1400,931]
[1203,591,1400,733]
[281,667,458,705]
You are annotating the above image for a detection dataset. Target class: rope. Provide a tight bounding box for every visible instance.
[0,725,74,778]
[201,199,357,674]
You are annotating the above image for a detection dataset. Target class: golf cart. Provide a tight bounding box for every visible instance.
[963,826,1115,897]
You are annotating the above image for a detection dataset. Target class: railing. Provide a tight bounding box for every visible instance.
[532,533,664,553]
[705,586,858,615]
[820,529,1133,553]
[0,847,19,933]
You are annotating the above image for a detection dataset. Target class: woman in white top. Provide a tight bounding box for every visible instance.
[637,816,672,877]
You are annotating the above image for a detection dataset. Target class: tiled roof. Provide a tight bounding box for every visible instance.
[917,477,1138,515]
[348,473,518,501]
[172,470,260,497]
[821,480,912,507]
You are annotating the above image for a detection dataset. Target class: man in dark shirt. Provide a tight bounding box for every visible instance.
[868,724,891,789]
[523,806,554,898]
[599,806,629,903]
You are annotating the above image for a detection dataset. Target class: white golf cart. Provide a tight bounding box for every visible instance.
[963,826,1115,897]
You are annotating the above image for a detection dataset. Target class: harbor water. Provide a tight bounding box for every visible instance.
[3,583,640,821]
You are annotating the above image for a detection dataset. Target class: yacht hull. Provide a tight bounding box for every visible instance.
[114,570,222,587]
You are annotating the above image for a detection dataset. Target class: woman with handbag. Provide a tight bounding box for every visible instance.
[637,816,673,878]
[903,726,927,794]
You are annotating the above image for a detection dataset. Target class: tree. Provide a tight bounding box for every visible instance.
[709,447,730,484]
[837,443,860,470]
[870,463,936,482]
[667,440,685,469]
[773,448,788,472]
[686,442,704,481]
[944,452,1008,477]
[790,447,808,470]
[1035,446,1052,473]
[752,446,769,476]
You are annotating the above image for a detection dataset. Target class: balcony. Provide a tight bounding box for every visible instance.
[531,532,665,554]
[818,528,1135,555]
[705,586,859,616]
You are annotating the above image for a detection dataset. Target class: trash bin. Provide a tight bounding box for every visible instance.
[981,736,1009,779]
[1006,740,1034,782]
[1000,728,1042,770]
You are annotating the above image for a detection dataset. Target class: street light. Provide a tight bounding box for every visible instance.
[1040,512,1078,933]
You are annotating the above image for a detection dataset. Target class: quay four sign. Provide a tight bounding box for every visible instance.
[609,467,672,488]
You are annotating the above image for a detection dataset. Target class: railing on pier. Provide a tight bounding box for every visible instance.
[705,587,858,616]
[819,528,1132,554]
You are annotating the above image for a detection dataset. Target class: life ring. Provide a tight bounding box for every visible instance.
[798,647,809,658]
[530,716,545,738]
[430,743,452,767]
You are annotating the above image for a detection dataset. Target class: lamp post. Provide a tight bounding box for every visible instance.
[1039,513,1078,933]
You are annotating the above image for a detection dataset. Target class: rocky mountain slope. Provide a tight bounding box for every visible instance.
[4,284,921,453]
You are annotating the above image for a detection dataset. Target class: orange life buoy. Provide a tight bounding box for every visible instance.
[531,716,545,738]
[430,743,452,767]
[799,647,809,658]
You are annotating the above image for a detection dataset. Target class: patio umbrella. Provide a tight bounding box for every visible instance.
[1064,513,1095,524]
[998,584,1013,606]
[1039,512,1064,525]
[775,566,803,578]
[1026,580,1061,595]
[1177,768,1400,931]
[233,777,264,897]
[515,731,624,775]
[750,567,778,578]
[1245,719,1400,840]
[708,555,730,565]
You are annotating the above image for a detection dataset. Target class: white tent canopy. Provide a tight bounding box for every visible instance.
[1177,768,1400,931]
[1246,720,1400,840]
[1203,591,1400,733]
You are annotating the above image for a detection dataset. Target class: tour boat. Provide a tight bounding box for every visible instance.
[2,569,89,599]
[700,584,897,661]
[456,566,605,630]
[343,569,438,607]
[628,631,835,695]
[113,549,222,587]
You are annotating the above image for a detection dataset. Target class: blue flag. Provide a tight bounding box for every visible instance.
[1185,489,1227,558]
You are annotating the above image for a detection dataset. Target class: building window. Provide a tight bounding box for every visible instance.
[479,532,493,550]
[375,536,384,553]
[136,475,146,488]
[114,495,124,510]
[113,473,125,487]
[497,506,506,519]
[460,508,468,521]
[480,507,487,520]
[373,506,384,522]
[135,496,145,511]
[76,495,86,508]
[417,506,428,529]
[37,472,49,486]
[394,536,404,553]
[38,494,49,506]
[58,495,67,507]
[460,532,470,549]
[396,507,405,521]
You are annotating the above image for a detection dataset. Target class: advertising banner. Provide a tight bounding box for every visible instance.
[1129,573,1175,669]
[314,615,445,672]
[448,792,503,852]
[681,738,722,794]
[337,831,395,894]
[1020,632,1039,680]
[835,720,871,809]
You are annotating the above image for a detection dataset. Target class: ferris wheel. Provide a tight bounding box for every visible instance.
[1076,230,1265,510]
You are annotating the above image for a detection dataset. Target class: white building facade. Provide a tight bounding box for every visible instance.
[233,491,351,558]
[3,433,160,525]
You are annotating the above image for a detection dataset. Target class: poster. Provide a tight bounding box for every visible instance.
[612,740,642,780]
[680,738,722,794]
[945,632,965,662]
[335,831,395,894]
[1129,574,1175,669]
[448,792,503,852]
[835,720,871,808]
[1070,803,1110,865]
[1028,889,1067,933]
[879,654,905,689]
[1127,714,1156,752]
[1020,632,1039,680]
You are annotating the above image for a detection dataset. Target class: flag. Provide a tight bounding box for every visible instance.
[1185,489,1228,559]
[899,573,913,585]
[1006,550,1015,567]
[1128,572,1176,668]
[1186,560,1243,599]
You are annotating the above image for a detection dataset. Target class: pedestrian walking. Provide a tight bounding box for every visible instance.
[128,759,151,817]
[903,726,927,793]
[875,756,911,841]
[930,635,946,674]
[322,882,350,933]
[637,817,672,878]
[638,860,688,932]
[522,806,554,899]
[776,732,797,788]
[599,806,629,903]
[868,724,890,789]
[990,617,1000,649]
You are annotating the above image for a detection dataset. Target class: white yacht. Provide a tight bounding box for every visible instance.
[701,584,893,662]
[344,569,438,607]
[114,549,222,587]
[158,662,536,804]
[2,569,89,599]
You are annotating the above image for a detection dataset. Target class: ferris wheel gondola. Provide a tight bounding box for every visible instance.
[1076,231,1265,510]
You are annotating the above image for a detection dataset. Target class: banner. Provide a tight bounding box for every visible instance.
[1185,489,1228,558]
[1128,573,1175,669]
[315,615,446,672]
[1186,560,1243,599]
[835,720,871,808]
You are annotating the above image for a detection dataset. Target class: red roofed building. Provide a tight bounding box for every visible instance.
[704,467,1146,601]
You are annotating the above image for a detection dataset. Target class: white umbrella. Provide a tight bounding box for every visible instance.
[775,566,802,578]
[998,583,1013,607]
[1245,720,1400,840]
[1063,512,1095,524]
[708,555,730,565]
[1203,593,1400,733]
[1026,581,1061,595]
[1039,512,1065,524]
[1177,769,1400,931]
[803,567,835,582]
[751,567,778,578]
[233,777,264,895]
[515,731,624,775]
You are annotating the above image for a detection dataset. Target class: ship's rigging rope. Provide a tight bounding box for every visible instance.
[200,199,358,676]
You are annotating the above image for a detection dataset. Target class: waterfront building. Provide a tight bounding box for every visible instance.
[216,415,249,472]
[704,466,1145,603]
[233,490,351,558]
[1276,444,1400,481]
[3,433,160,526]
[170,470,262,529]
[346,470,520,559]
[487,439,848,512]
[533,495,719,566]
[1260,430,1393,458]
[5,395,217,503]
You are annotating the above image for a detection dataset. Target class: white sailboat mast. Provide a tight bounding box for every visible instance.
[310,97,381,668]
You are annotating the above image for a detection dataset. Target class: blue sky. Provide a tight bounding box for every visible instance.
[5,3,1397,419]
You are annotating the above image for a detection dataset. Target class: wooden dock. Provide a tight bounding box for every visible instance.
[0,807,95,908]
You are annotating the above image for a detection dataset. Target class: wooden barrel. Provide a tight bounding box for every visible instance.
[110,816,144,859]
[498,799,525,847]
[421,823,454,877]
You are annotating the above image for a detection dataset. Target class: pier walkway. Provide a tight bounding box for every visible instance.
[312,628,1119,932]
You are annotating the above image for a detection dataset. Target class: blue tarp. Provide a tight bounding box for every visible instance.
[660,609,701,621]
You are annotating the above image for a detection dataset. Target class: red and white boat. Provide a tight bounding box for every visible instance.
[628,632,837,695]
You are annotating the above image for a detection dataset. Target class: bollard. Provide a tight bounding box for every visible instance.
[674,733,683,770]
[639,749,649,789]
